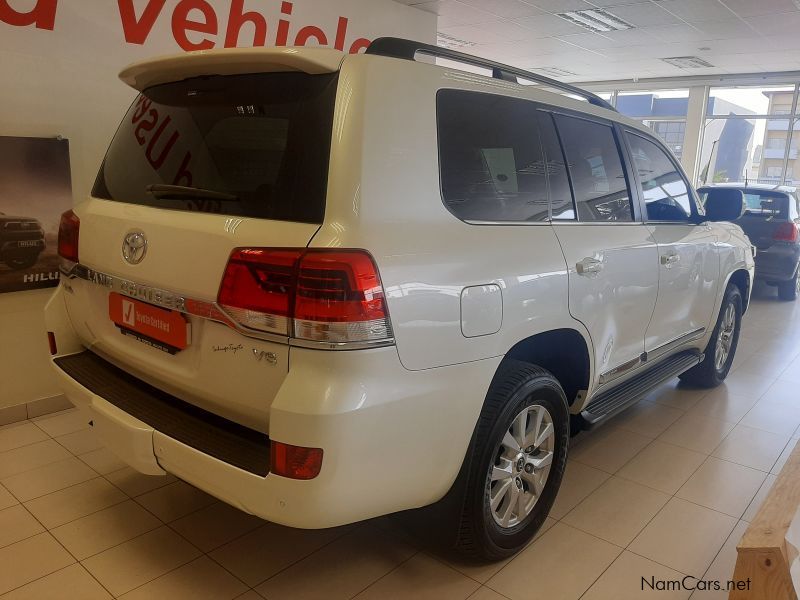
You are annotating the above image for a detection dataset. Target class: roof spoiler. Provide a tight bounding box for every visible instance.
[119,46,345,91]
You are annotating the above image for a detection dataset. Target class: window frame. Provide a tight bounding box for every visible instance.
[537,110,577,222]
[622,128,702,225]
[549,110,642,225]
[435,88,554,227]
[434,87,648,226]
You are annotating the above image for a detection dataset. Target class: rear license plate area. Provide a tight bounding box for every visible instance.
[108,292,191,354]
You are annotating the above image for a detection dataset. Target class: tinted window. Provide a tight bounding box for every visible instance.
[555,115,633,222]
[538,113,575,220]
[699,189,791,220]
[92,72,338,223]
[438,90,549,222]
[627,133,692,222]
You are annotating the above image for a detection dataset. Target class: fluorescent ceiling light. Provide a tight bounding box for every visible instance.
[557,9,634,33]
[437,32,476,50]
[661,56,715,69]
[534,67,578,77]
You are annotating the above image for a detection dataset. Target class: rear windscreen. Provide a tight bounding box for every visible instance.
[92,72,339,223]
[699,190,791,220]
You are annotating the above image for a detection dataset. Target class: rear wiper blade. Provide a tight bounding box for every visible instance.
[145,184,238,201]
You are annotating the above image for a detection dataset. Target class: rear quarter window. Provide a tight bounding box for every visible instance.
[436,90,551,223]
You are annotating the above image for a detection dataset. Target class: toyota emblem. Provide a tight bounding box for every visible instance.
[122,231,148,265]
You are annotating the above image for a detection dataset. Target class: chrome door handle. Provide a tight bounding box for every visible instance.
[576,257,604,276]
[661,254,680,266]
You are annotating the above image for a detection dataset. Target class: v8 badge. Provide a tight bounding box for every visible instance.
[253,349,278,365]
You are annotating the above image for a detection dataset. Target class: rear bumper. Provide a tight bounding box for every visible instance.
[46,286,498,528]
[754,245,800,282]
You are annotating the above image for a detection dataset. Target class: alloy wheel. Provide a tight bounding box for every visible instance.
[715,303,736,371]
[488,404,555,528]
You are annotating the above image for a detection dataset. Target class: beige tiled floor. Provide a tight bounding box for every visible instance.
[0,283,798,599]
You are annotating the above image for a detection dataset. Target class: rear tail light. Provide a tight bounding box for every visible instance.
[218,248,393,345]
[47,332,57,356]
[218,249,300,336]
[57,209,80,263]
[774,222,800,243]
[270,441,323,480]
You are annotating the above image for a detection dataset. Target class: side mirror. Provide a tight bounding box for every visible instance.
[703,188,745,222]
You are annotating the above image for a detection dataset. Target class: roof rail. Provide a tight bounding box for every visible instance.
[366,37,616,112]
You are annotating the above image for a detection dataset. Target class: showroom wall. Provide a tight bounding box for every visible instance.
[0,0,436,411]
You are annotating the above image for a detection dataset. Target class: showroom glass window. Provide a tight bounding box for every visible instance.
[554,115,634,222]
[616,90,689,160]
[627,133,693,222]
[698,84,798,187]
[437,90,550,222]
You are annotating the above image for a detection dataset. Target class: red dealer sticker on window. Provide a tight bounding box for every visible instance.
[109,292,190,351]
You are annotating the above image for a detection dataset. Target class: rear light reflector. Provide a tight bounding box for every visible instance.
[270,441,323,480]
[47,332,57,356]
[57,209,80,263]
[774,222,800,243]
[217,248,393,345]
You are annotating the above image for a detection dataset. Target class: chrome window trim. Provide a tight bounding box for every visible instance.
[290,337,396,351]
[595,327,706,390]
[463,220,551,226]
[598,355,643,385]
[644,327,706,363]
[549,221,648,226]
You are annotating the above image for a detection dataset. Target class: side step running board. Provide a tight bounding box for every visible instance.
[581,350,703,430]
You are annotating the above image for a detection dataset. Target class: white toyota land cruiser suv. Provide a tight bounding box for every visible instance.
[45,38,754,559]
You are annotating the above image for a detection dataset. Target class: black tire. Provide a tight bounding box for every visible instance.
[679,284,742,388]
[5,255,38,270]
[777,271,799,302]
[454,360,569,560]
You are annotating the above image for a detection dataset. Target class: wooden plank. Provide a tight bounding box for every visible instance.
[730,441,800,599]
[730,548,795,600]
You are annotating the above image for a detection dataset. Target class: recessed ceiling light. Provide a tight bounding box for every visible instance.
[556,9,634,33]
[698,47,711,51]
[533,67,578,77]
[436,32,477,50]
[661,56,715,69]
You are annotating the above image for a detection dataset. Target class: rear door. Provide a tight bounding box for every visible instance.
[63,70,339,431]
[625,131,720,358]
[547,113,659,388]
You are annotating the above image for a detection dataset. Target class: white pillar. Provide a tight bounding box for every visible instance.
[681,85,709,184]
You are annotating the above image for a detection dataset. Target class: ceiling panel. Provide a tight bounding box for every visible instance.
[455,0,544,19]
[597,2,681,27]
[657,0,736,22]
[695,18,759,40]
[636,23,710,43]
[718,0,800,18]
[397,0,800,82]
[747,11,800,36]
